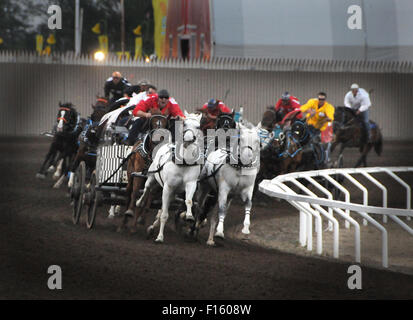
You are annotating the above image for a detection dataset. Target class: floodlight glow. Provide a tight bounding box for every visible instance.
[145,56,150,63]
[94,51,105,61]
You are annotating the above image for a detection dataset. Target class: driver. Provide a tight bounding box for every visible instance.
[300,92,335,164]
[275,92,301,115]
[344,83,372,143]
[200,99,231,118]
[128,89,184,144]
[104,71,131,105]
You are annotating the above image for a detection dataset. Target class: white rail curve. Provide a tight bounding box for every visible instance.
[258,167,413,268]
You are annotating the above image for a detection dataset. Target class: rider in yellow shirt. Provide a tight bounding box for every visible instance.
[300,92,335,165]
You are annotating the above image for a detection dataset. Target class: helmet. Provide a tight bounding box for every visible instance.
[158,89,170,99]
[138,79,149,86]
[350,83,359,89]
[207,98,217,109]
[281,92,291,101]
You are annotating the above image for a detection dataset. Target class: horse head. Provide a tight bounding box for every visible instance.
[215,111,236,131]
[56,102,78,134]
[91,97,109,122]
[238,123,260,166]
[261,107,277,131]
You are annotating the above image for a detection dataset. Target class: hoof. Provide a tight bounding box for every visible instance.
[206,240,215,246]
[124,209,134,217]
[214,231,225,239]
[129,226,138,234]
[200,219,208,228]
[241,227,250,235]
[115,205,121,214]
[36,173,46,180]
[154,237,164,243]
[108,214,115,220]
[52,174,60,181]
[185,214,195,222]
[146,226,154,239]
[241,233,250,241]
[136,216,145,225]
[47,166,55,173]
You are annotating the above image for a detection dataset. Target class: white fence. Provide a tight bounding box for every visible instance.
[2,50,413,73]
[2,51,413,139]
[259,167,413,268]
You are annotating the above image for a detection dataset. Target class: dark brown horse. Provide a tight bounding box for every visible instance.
[68,97,110,187]
[120,108,170,232]
[331,106,383,167]
[259,127,303,179]
[260,106,287,131]
[36,102,81,181]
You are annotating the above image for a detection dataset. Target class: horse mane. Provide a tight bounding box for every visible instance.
[240,119,256,129]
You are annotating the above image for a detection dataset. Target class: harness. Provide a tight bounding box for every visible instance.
[275,132,302,159]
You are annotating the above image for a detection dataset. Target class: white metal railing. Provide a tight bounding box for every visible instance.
[258,167,413,268]
[1,50,413,73]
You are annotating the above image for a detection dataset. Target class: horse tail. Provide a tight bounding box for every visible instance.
[374,129,383,156]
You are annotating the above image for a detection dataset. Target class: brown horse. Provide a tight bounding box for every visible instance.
[120,108,170,232]
[259,127,303,179]
[260,106,289,131]
[331,106,383,167]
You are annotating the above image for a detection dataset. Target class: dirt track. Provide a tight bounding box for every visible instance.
[1,137,413,299]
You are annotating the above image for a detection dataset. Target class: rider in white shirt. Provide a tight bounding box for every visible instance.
[99,80,156,129]
[344,83,372,142]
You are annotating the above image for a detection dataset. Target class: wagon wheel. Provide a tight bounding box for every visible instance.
[72,161,86,224]
[86,170,100,229]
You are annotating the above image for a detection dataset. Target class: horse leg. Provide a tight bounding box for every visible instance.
[241,186,254,236]
[155,184,173,243]
[207,209,218,246]
[37,143,56,178]
[53,158,64,180]
[215,184,230,240]
[136,174,155,207]
[184,181,197,221]
[68,145,85,188]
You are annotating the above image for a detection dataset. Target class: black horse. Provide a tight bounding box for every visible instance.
[331,106,383,167]
[68,97,110,185]
[36,103,82,181]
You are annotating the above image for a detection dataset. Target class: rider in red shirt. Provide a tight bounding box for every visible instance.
[275,92,301,114]
[129,89,184,144]
[132,89,184,118]
[200,99,231,118]
[275,92,302,124]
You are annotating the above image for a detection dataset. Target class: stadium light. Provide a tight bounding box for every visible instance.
[94,51,105,61]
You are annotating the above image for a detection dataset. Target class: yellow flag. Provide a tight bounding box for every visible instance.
[36,35,43,54]
[134,37,142,59]
[133,25,142,36]
[98,35,108,53]
[0,38,3,45]
[152,0,168,58]
[47,33,56,45]
[43,45,51,56]
[92,23,101,34]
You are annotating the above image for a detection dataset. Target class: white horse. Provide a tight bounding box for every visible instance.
[136,111,203,243]
[196,122,261,246]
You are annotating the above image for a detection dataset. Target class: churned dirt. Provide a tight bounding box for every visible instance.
[1,137,413,299]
